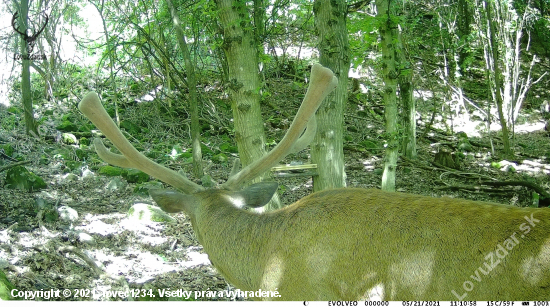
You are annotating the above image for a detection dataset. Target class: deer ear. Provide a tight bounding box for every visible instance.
[238,182,278,208]
[149,189,200,213]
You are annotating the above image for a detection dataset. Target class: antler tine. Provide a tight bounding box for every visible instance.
[289,115,317,154]
[79,92,204,194]
[222,63,338,190]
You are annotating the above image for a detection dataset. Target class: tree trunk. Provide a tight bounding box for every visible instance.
[160,29,173,108]
[397,29,416,159]
[253,0,266,82]
[39,0,56,102]
[399,71,416,159]
[457,0,472,73]
[166,0,204,179]
[376,0,399,192]
[215,0,280,210]
[16,0,39,137]
[311,0,349,191]
[486,0,512,157]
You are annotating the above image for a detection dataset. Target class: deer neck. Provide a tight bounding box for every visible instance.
[193,204,279,291]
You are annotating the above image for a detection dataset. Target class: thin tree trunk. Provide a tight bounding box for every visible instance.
[166,0,204,179]
[90,0,120,126]
[486,0,512,157]
[457,0,472,73]
[160,29,172,108]
[400,73,416,159]
[16,0,39,137]
[254,0,267,89]
[397,30,416,159]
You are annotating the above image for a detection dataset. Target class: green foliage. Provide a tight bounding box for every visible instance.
[291,81,304,91]
[34,198,59,223]
[369,109,383,121]
[56,120,78,132]
[65,160,82,172]
[347,13,380,68]
[120,120,142,135]
[145,149,163,160]
[525,8,550,56]
[219,142,238,153]
[455,152,466,160]
[80,137,90,146]
[39,154,49,165]
[74,148,88,160]
[129,80,144,95]
[359,139,379,151]
[456,132,473,152]
[212,153,228,163]
[531,192,540,208]
[5,166,47,192]
[201,144,214,156]
[0,269,15,300]
[458,140,473,152]
[0,144,14,157]
[1,112,19,131]
[99,165,125,176]
[180,152,193,159]
[347,125,358,133]
[123,169,150,183]
[51,147,86,172]
[6,106,22,114]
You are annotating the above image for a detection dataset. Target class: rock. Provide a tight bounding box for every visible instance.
[128,203,175,223]
[58,206,78,223]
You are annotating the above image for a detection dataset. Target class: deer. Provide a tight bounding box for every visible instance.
[79,64,550,301]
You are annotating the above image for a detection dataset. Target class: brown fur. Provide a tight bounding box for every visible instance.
[153,186,550,300]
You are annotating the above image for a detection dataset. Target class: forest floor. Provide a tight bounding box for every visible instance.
[1,79,550,301]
